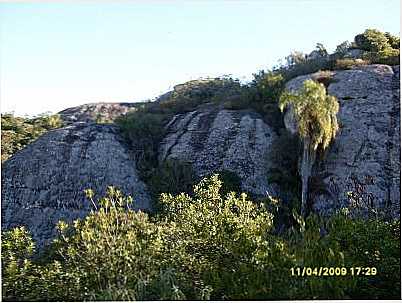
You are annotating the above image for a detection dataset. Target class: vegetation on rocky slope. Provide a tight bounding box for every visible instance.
[2,175,400,300]
[115,29,399,211]
[1,113,63,162]
[1,28,400,300]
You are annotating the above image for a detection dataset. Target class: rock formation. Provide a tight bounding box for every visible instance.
[159,104,279,197]
[1,64,400,248]
[1,122,150,247]
[59,102,140,124]
[284,65,400,217]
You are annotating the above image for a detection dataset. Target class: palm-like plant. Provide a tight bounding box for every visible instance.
[279,79,339,216]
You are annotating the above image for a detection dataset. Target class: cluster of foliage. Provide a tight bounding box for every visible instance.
[161,77,243,113]
[1,113,63,162]
[354,29,400,66]
[279,80,339,152]
[354,29,400,52]
[243,71,286,130]
[279,80,339,216]
[2,175,400,300]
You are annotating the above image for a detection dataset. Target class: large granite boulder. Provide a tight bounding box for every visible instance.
[284,64,400,217]
[159,104,279,197]
[1,122,151,247]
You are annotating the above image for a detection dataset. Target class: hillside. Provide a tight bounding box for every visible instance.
[1,29,401,300]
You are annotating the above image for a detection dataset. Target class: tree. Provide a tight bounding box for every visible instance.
[279,80,339,216]
[315,43,328,57]
[385,32,400,49]
[251,70,285,103]
[354,29,391,52]
[335,41,352,56]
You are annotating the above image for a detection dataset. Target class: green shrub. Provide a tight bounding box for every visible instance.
[326,211,400,299]
[116,109,170,178]
[287,213,357,299]
[279,80,339,216]
[244,71,286,130]
[363,48,400,66]
[335,41,352,57]
[251,71,285,103]
[51,187,171,300]
[159,77,244,114]
[354,29,391,52]
[2,177,400,300]
[279,57,336,82]
[385,32,400,49]
[159,174,294,299]
[1,113,63,162]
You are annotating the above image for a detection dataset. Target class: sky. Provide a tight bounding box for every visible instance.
[0,1,400,116]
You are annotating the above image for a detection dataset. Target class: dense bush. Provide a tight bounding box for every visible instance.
[1,113,63,162]
[335,41,352,57]
[385,32,400,49]
[159,175,295,299]
[354,29,391,52]
[363,48,400,66]
[352,29,400,66]
[326,212,401,299]
[278,57,336,83]
[157,77,243,114]
[2,176,400,300]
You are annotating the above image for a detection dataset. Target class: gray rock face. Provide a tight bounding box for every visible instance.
[59,102,140,124]
[159,104,279,197]
[284,64,400,217]
[1,123,151,247]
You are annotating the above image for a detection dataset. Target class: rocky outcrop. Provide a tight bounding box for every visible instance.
[159,104,279,197]
[1,123,151,247]
[2,63,399,249]
[59,102,140,124]
[284,65,400,217]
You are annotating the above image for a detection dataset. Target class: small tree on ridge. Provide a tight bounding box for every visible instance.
[279,79,339,216]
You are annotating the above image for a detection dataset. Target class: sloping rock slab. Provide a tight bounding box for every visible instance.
[159,104,279,197]
[1,122,151,247]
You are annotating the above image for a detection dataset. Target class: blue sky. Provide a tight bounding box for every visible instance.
[0,1,400,116]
